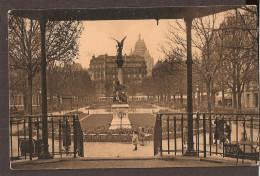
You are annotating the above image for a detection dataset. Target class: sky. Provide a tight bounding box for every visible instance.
[74,10,232,69]
[75,19,172,69]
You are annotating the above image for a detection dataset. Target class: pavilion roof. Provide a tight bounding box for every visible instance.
[9,6,239,21]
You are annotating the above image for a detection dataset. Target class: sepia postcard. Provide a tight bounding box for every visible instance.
[8,5,259,170]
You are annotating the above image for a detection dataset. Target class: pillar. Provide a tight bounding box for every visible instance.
[118,67,123,84]
[39,19,52,159]
[184,17,196,156]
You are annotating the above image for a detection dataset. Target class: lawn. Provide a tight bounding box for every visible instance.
[80,114,113,133]
[80,113,156,134]
[128,113,156,132]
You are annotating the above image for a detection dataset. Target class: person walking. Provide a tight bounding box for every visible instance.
[132,130,139,151]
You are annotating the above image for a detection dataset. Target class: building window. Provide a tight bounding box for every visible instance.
[18,96,22,105]
[255,93,258,108]
[15,96,18,105]
[246,94,250,106]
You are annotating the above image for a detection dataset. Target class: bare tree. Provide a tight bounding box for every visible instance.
[162,15,221,112]
[8,16,83,114]
[217,13,258,112]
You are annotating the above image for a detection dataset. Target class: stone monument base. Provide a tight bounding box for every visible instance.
[109,104,131,130]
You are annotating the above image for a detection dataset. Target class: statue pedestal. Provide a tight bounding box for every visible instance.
[109,104,131,130]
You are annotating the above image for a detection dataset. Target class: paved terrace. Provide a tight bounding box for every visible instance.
[11,154,257,170]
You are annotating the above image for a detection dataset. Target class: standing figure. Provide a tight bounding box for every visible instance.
[132,130,139,151]
[138,127,145,146]
[224,122,231,143]
[62,117,71,155]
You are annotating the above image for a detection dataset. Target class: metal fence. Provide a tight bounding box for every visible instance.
[10,114,84,161]
[154,113,260,162]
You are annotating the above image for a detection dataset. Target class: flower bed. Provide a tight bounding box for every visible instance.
[79,113,156,142]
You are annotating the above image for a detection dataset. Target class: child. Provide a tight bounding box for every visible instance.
[132,130,139,151]
[138,127,145,146]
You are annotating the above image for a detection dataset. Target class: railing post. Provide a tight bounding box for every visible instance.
[10,119,13,159]
[73,115,77,158]
[209,115,212,156]
[258,114,260,156]
[78,116,84,157]
[65,117,69,155]
[236,116,238,148]
[29,117,33,160]
[59,118,62,157]
[222,115,224,158]
[160,114,162,157]
[250,116,253,154]
[154,114,160,156]
[181,115,184,154]
[215,117,218,155]
[36,117,39,155]
[51,118,54,156]
[24,118,26,159]
[167,116,170,154]
[203,114,206,157]
[229,118,231,143]
[243,118,246,153]
[17,122,20,157]
[174,116,177,156]
[197,113,200,156]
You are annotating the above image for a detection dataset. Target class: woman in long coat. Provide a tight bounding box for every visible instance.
[62,118,71,152]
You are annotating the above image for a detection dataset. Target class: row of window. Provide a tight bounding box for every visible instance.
[105,73,146,79]
[9,95,40,106]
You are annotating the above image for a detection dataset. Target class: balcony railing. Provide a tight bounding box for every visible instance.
[10,114,84,161]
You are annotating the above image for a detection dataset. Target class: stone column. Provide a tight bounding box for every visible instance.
[118,67,123,84]
[184,17,196,156]
[116,59,124,84]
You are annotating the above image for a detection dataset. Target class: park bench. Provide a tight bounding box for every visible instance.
[223,142,259,164]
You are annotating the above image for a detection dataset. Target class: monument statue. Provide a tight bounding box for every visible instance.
[110,36,131,129]
[112,36,127,61]
[113,81,127,103]
[111,36,128,104]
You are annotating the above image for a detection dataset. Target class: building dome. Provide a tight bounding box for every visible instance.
[131,34,154,76]
[133,34,147,56]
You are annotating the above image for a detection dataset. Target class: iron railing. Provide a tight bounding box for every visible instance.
[154,113,260,162]
[10,114,84,161]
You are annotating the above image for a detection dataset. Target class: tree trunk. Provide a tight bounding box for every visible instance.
[180,93,183,107]
[232,89,237,111]
[222,88,225,107]
[23,94,27,113]
[197,86,201,111]
[193,92,196,111]
[210,89,215,113]
[206,82,211,113]
[237,87,242,113]
[27,73,33,115]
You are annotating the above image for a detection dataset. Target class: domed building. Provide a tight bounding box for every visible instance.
[130,34,154,76]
